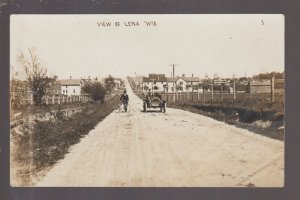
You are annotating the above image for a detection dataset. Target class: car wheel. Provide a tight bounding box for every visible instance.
[143,103,147,112]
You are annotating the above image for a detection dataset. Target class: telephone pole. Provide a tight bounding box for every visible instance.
[170,64,179,103]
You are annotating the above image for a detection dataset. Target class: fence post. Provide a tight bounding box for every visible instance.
[197,88,200,101]
[249,80,252,99]
[233,81,236,100]
[220,84,223,100]
[211,84,214,100]
[46,95,49,105]
[30,94,33,105]
[271,77,275,102]
[203,86,206,102]
[58,95,60,104]
[66,96,69,103]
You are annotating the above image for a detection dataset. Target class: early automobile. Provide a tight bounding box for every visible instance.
[143,95,166,113]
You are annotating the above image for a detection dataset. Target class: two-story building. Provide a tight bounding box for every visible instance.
[59,78,82,96]
[142,74,167,93]
[164,75,201,93]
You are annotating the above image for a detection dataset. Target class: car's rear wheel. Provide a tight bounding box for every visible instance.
[162,102,166,113]
[143,103,147,112]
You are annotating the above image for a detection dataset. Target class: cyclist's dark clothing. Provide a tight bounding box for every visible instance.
[120,94,129,103]
[120,93,129,112]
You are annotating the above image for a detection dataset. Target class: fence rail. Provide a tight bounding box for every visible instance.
[10,94,93,108]
[161,92,284,104]
[160,78,284,103]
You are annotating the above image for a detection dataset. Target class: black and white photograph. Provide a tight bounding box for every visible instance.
[9,14,284,187]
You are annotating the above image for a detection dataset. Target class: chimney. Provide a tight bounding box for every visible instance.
[182,74,185,77]
[192,74,194,77]
[70,76,72,79]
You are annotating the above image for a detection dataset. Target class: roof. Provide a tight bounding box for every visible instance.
[182,77,200,82]
[59,79,81,86]
[250,80,271,86]
[149,74,165,78]
[166,76,200,82]
[143,76,167,82]
[166,77,180,82]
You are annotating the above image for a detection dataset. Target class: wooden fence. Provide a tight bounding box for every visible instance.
[161,78,284,103]
[11,94,93,107]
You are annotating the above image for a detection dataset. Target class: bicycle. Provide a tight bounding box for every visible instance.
[114,101,131,113]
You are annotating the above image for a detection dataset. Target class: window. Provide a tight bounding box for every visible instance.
[180,81,183,85]
[66,89,68,93]
[73,89,76,93]
[63,90,65,93]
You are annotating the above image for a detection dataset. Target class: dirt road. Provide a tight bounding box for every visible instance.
[36,86,284,187]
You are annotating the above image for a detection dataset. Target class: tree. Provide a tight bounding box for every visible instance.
[253,71,284,79]
[104,75,116,93]
[17,48,50,105]
[81,81,106,103]
[10,66,27,109]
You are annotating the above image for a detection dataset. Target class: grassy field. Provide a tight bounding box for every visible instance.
[167,97,284,140]
[10,94,120,186]
[136,91,284,140]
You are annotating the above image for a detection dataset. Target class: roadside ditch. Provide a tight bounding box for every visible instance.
[167,100,284,141]
[10,94,120,186]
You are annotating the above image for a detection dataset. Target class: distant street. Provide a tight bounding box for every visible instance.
[36,84,284,187]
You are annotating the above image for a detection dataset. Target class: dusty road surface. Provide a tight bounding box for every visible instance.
[36,86,284,187]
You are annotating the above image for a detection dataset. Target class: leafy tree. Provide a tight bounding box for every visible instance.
[17,48,50,105]
[104,75,116,92]
[81,81,106,103]
[253,71,284,79]
[10,67,27,109]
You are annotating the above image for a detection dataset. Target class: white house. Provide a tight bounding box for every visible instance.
[165,76,201,93]
[182,76,201,92]
[142,74,167,93]
[59,79,82,96]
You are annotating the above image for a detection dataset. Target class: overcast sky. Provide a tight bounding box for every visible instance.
[10,14,284,79]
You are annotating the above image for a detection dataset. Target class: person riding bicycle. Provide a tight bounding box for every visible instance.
[120,90,129,112]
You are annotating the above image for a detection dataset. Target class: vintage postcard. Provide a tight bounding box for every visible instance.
[10,14,284,187]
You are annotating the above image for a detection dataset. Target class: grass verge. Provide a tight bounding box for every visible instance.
[167,98,284,141]
[11,95,120,186]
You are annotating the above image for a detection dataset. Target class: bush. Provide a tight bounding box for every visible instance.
[82,81,106,102]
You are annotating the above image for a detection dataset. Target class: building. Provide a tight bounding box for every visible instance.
[164,75,201,93]
[59,78,82,96]
[142,74,167,93]
[247,79,271,93]
[141,73,201,94]
[182,76,201,92]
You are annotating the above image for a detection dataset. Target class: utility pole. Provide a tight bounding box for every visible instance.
[170,64,179,103]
